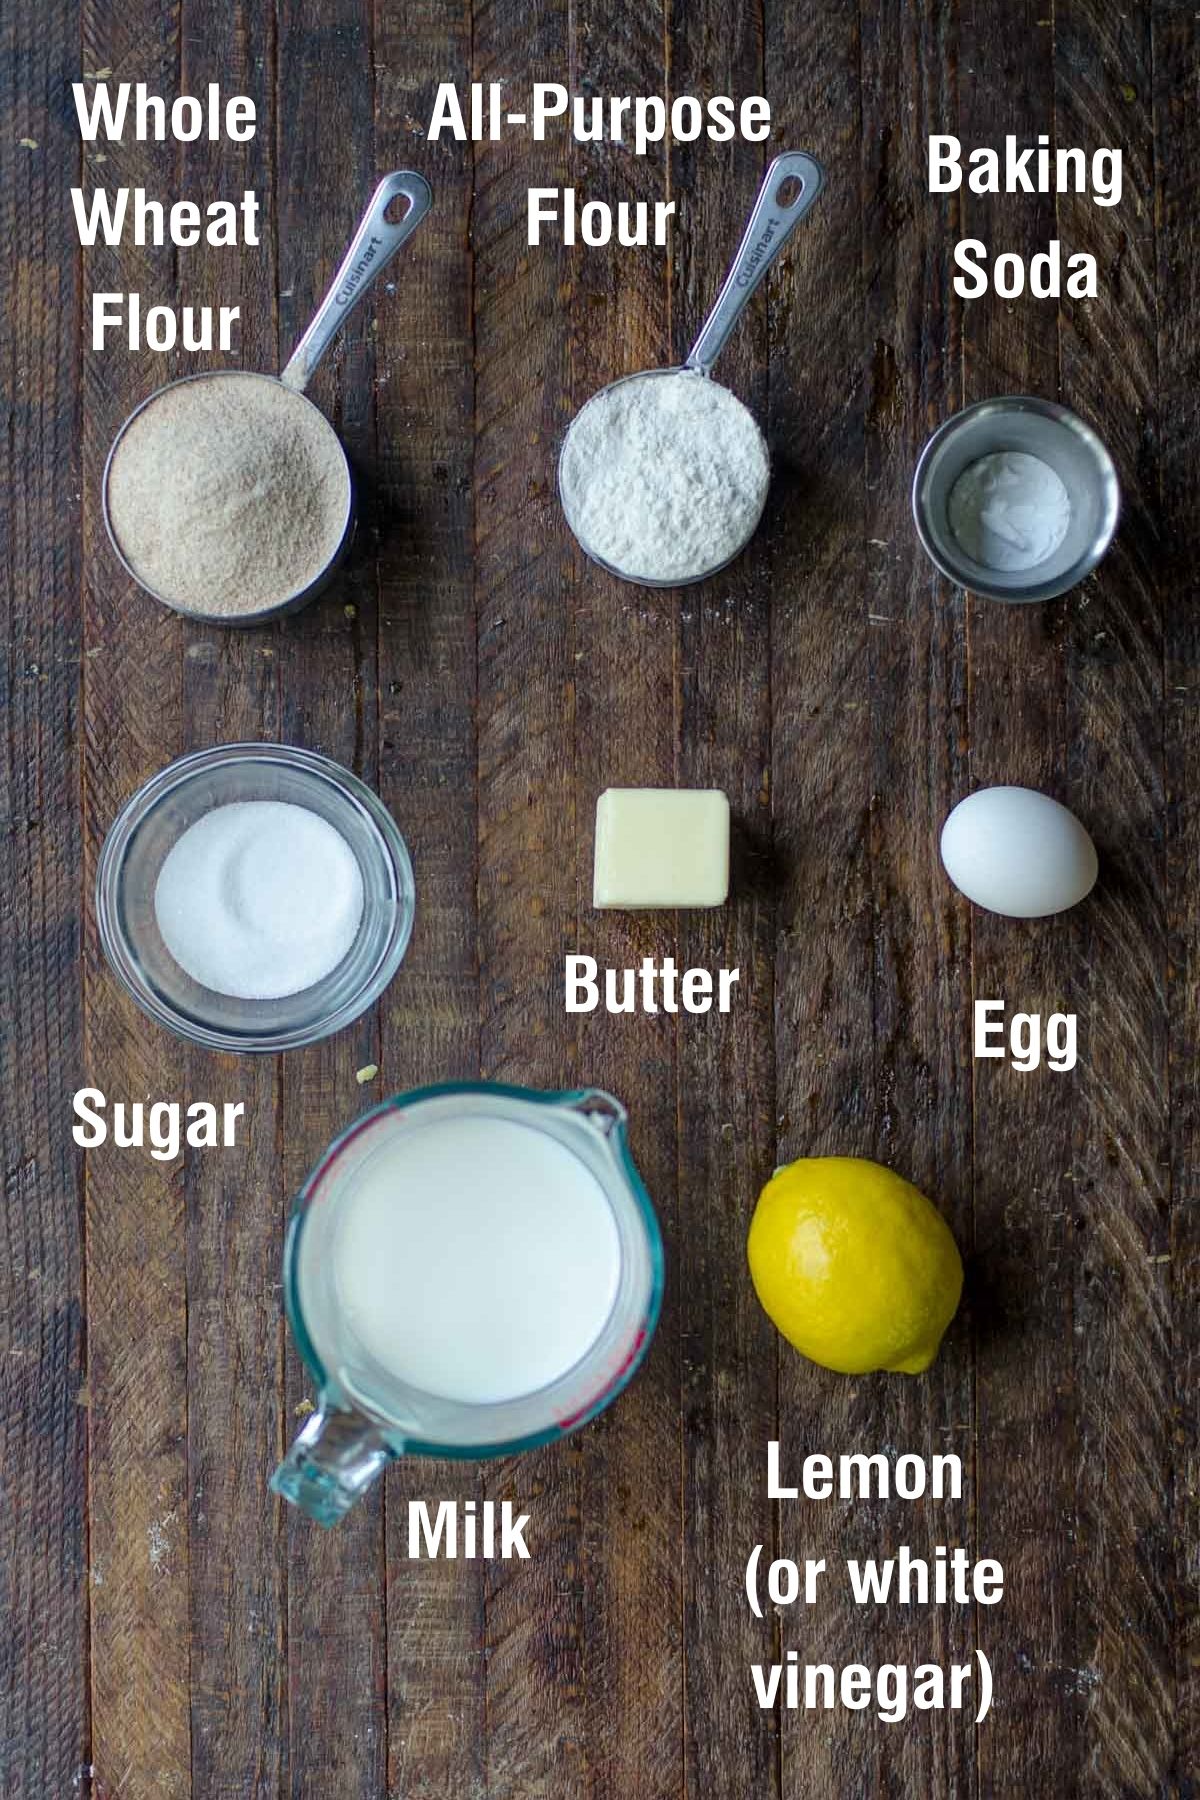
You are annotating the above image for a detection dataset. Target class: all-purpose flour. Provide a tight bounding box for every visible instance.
[559,369,770,582]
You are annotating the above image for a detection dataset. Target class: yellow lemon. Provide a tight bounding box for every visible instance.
[747,1156,963,1375]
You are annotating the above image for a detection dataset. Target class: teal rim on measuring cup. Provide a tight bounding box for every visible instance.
[272,1081,664,1526]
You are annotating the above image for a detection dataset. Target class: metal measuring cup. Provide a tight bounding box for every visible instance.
[911,397,1120,604]
[557,150,824,588]
[102,170,432,625]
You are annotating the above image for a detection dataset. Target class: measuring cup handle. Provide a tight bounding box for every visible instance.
[568,1088,629,1135]
[270,1402,394,1525]
[279,170,433,393]
[685,151,824,377]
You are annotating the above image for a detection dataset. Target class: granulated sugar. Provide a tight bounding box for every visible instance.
[154,799,364,999]
[558,369,770,583]
[106,371,351,618]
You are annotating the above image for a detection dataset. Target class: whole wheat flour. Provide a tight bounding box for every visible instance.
[106,371,351,618]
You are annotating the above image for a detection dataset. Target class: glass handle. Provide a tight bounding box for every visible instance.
[570,1088,628,1136]
[271,1402,394,1526]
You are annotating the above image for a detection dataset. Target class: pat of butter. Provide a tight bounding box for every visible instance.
[593,788,730,909]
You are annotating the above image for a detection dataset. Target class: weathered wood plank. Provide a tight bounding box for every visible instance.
[371,6,486,1796]
[766,9,872,1147]
[1153,9,1200,1786]
[77,6,195,1795]
[765,7,876,1792]
[771,2,974,1794]
[561,8,683,1799]
[953,8,1088,1795]
[669,9,779,1799]
[271,4,389,1796]
[0,5,89,1795]
[1055,9,1172,1793]
[167,8,289,1797]
[855,6,974,1796]
[470,0,591,1792]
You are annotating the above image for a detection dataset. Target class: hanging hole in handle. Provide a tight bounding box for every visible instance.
[384,191,416,226]
[775,174,805,209]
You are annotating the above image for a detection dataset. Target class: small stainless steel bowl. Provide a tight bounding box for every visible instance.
[102,370,357,628]
[912,396,1120,603]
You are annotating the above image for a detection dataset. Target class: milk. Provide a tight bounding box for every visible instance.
[305,1113,623,1407]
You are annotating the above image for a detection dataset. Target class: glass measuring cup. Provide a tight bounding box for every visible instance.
[271,1082,664,1526]
[557,150,824,587]
[102,170,431,625]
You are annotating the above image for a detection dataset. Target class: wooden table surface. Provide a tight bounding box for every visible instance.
[3,2,1198,1796]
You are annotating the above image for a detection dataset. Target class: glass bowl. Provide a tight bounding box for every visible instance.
[96,743,415,1052]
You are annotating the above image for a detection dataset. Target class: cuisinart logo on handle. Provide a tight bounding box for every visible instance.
[336,233,385,305]
[736,217,780,287]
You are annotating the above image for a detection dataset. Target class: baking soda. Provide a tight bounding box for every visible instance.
[559,369,769,582]
[947,450,1071,571]
[308,1114,623,1405]
[154,799,363,998]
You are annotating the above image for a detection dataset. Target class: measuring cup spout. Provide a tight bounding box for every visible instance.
[271,1402,394,1526]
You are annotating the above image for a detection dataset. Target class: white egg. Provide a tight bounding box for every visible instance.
[940,786,1098,918]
